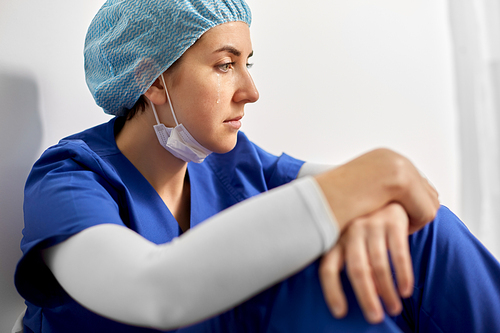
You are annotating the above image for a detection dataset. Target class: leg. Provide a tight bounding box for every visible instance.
[261,262,403,333]
[179,261,403,333]
[394,206,500,332]
[181,206,500,333]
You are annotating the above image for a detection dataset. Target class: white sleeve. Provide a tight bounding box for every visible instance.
[43,176,339,330]
[297,162,335,178]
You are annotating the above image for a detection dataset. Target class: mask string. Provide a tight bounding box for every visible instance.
[160,74,179,126]
[150,100,161,126]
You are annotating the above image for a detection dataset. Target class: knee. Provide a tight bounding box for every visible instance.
[411,206,468,245]
[408,205,479,278]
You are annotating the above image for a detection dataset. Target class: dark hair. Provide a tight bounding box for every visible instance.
[125,95,147,120]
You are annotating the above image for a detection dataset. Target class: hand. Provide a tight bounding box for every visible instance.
[319,203,413,324]
[314,148,439,232]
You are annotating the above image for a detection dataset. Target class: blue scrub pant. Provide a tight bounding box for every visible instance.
[180,206,500,333]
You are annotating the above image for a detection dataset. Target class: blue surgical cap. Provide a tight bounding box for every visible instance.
[84,0,252,116]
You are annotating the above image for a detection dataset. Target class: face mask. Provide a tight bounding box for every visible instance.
[150,75,212,163]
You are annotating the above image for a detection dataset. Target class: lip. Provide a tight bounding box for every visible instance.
[224,115,243,130]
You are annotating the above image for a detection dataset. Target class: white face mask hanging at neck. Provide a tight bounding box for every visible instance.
[149,74,213,163]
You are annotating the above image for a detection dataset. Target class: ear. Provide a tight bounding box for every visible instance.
[144,77,167,105]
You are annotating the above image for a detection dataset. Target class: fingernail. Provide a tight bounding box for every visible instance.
[368,310,383,323]
[390,303,402,315]
[401,285,413,298]
[332,306,344,318]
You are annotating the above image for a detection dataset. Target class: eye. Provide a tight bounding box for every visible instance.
[246,63,254,69]
[217,62,234,73]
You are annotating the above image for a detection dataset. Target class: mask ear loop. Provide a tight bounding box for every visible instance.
[160,74,179,126]
[150,100,161,126]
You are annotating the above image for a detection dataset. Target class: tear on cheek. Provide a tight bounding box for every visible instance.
[216,73,221,104]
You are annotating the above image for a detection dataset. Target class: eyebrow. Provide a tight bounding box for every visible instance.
[213,46,253,58]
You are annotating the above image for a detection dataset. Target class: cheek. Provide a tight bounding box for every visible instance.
[174,71,236,127]
[213,73,236,105]
[216,73,222,104]
[182,77,222,133]
[216,73,237,103]
[175,78,216,115]
[193,74,221,108]
[193,73,234,116]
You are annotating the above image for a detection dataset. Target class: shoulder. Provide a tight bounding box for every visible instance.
[60,116,120,156]
[29,118,121,187]
[24,119,127,245]
[24,119,126,218]
[18,120,130,307]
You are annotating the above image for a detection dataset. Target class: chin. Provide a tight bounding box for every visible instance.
[211,135,238,154]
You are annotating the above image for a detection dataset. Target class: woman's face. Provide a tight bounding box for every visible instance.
[164,21,259,154]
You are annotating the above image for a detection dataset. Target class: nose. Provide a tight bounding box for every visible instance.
[233,69,259,104]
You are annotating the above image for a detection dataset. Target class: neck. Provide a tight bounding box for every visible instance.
[115,111,191,231]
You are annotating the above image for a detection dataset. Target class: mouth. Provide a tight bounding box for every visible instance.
[224,115,243,130]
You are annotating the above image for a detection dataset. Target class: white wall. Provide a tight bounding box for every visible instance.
[0,0,458,330]
[245,0,459,212]
[0,1,109,329]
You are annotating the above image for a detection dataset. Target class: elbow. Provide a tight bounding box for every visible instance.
[135,269,199,330]
[145,298,203,331]
[144,303,189,330]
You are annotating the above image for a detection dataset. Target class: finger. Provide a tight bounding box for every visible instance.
[409,178,440,230]
[397,165,440,232]
[425,177,441,213]
[423,177,440,214]
[319,245,347,318]
[426,177,439,200]
[417,169,440,203]
[367,226,402,316]
[344,225,384,324]
[405,179,439,233]
[387,218,414,298]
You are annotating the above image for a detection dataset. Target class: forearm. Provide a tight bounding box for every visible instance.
[43,176,338,329]
[297,162,335,178]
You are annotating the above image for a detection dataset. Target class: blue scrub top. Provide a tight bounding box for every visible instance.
[15,117,304,332]
[14,118,500,333]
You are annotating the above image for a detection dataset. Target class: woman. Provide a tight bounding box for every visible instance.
[14,0,500,332]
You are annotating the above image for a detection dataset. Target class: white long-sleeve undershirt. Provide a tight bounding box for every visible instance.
[43,169,338,330]
[297,162,335,179]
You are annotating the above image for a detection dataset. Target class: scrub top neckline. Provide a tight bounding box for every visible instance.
[109,116,196,234]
